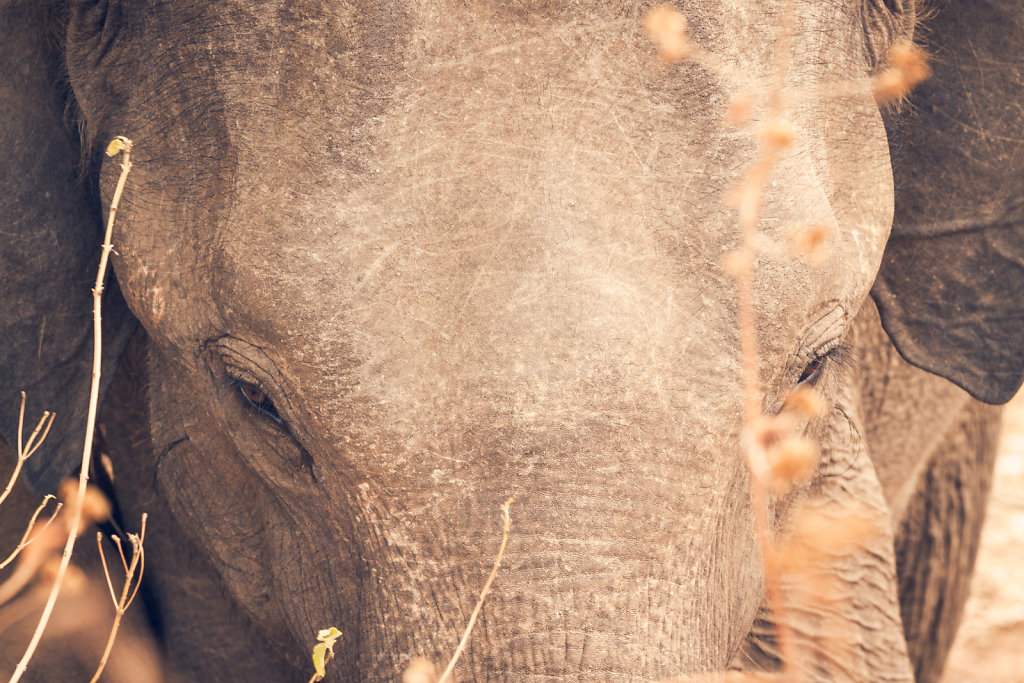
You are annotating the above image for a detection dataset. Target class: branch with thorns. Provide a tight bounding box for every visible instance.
[6,135,140,683]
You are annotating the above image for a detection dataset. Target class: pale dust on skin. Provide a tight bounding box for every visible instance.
[943,390,1024,682]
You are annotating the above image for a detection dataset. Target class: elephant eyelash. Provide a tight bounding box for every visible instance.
[798,358,824,384]
[798,344,851,385]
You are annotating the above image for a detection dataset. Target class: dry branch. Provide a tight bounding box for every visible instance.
[9,136,134,682]
[90,514,148,683]
[643,4,932,680]
[0,496,61,572]
[0,393,55,510]
[435,497,514,683]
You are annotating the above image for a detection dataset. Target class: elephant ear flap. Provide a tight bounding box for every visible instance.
[871,0,1024,405]
[0,5,137,493]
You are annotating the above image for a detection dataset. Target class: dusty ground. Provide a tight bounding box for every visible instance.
[942,391,1024,682]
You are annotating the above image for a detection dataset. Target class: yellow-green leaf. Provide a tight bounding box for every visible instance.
[312,642,329,677]
[317,627,342,644]
[311,627,341,679]
[105,138,125,157]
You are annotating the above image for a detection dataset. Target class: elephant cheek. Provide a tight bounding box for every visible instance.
[736,392,914,682]
[141,355,351,661]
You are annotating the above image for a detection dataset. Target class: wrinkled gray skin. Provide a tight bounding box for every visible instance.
[1,0,1022,681]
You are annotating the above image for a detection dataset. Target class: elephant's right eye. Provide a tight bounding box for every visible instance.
[235,380,283,423]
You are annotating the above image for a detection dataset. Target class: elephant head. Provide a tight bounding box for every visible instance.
[1,0,1021,680]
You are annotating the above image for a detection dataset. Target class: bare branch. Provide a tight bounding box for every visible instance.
[437,498,514,683]
[22,412,55,461]
[0,496,59,571]
[89,513,148,683]
[125,515,148,609]
[114,535,129,574]
[97,533,119,609]
[10,136,134,683]
[0,393,55,510]
[16,391,25,461]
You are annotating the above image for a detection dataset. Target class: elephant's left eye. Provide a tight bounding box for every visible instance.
[236,380,283,423]
[797,344,848,386]
[798,357,825,383]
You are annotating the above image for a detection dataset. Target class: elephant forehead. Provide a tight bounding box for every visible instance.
[199,0,886,308]
[216,184,745,416]
[121,0,890,408]
[204,56,888,415]
[209,15,746,335]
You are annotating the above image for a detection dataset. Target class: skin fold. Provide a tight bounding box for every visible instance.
[1,1,1020,681]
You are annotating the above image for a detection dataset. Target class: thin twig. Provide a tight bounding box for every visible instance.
[0,393,54,510]
[22,413,55,461]
[11,137,133,683]
[16,392,25,464]
[0,497,59,571]
[126,532,146,610]
[114,535,129,573]
[730,0,799,676]
[96,533,119,609]
[437,498,514,683]
[89,513,147,683]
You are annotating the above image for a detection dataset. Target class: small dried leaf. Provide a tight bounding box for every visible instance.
[402,657,439,683]
[57,478,78,504]
[310,626,341,680]
[759,119,796,151]
[80,486,112,524]
[872,41,930,104]
[888,41,930,84]
[782,385,826,418]
[312,643,330,678]
[751,413,796,450]
[317,626,342,643]
[790,224,831,265]
[726,93,754,125]
[767,436,819,493]
[643,5,692,63]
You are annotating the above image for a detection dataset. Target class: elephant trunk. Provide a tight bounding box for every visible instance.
[288,452,766,680]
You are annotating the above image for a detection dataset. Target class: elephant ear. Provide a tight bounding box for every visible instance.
[871,0,1024,405]
[0,2,137,493]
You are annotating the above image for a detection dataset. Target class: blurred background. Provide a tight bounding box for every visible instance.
[943,391,1024,682]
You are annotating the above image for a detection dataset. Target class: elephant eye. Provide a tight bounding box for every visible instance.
[798,357,825,383]
[796,344,849,386]
[236,380,282,422]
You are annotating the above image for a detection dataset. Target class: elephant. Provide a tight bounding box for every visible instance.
[1,0,1022,681]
